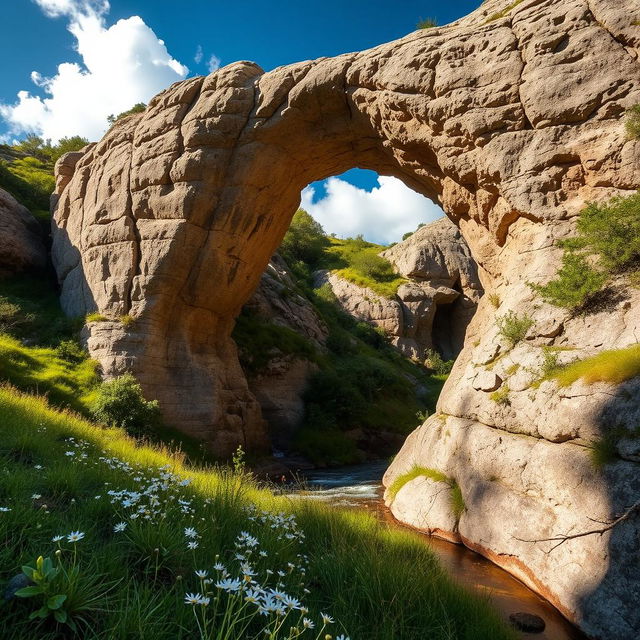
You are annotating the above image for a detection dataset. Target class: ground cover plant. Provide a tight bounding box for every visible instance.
[0,387,515,640]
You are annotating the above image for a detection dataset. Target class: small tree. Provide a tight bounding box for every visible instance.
[279,209,329,267]
[92,373,160,437]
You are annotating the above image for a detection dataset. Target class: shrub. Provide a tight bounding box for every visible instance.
[496,311,533,346]
[626,104,640,139]
[424,348,454,375]
[551,344,640,387]
[534,193,640,310]
[416,17,438,28]
[532,253,606,310]
[107,102,146,125]
[91,373,160,437]
[539,347,561,378]
[55,340,87,364]
[279,209,329,269]
[232,309,318,374]
[487,293,500,309]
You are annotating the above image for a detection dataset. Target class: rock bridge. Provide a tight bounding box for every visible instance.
[52,0,640,637]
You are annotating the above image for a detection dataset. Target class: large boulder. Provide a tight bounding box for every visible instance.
[51,0,640,636]
[0,188,46,275]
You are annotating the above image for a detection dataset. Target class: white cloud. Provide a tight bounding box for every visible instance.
[207,54,221,73]
[0,0,190,142]
[300,175,444,245]
[194,44,203,64]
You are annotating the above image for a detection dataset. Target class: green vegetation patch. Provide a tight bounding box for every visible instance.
[325,236,406,298]
[0,387,514,640]
[387,465,449,501]
[0,334,99,413]
[387,465,466,520]
[626,104,640,139]
[485,0,524,23]
[533,192,640,311]
[496,310,533,347]
[417,17,438,29]
[232,309,319,375]
[551,344,640,387]
[0,135,87,215]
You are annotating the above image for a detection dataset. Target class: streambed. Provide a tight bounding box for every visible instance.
[287,461,586,640]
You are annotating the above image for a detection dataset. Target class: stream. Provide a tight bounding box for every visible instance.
[288,461,586,640]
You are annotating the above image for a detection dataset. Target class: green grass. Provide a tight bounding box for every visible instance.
[485,0,524,22]
[387,465,449,501]
[0,335,99,413]
[489,385,510,406]
[551,344,640,387]
[0,387,514,640]
[0,275,80,346]
[324,237,407,298]
[627,104,640,139]
[387,465,466,522]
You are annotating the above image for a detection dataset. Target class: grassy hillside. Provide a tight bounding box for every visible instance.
[0,387,513,640]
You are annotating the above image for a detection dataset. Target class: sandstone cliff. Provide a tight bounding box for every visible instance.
[317,217,483,362]
[51,0,640,636]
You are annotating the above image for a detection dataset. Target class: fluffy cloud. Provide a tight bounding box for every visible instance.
[207,54,221,73]
[0,0,189,142]
[194,44,204,65]
[300,175,444,245]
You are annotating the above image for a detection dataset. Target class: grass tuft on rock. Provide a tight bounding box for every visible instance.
[551,344,640,387]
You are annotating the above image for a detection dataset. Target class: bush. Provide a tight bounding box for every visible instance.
[532,253,606,310]
[626,104,640,139]
[496,311,533,346]
[91,373,160,437]
[533,192,640,310]
[424,348,454,375]
[279,209,329,269]
[55,340,87,364]
[351,251,396,280]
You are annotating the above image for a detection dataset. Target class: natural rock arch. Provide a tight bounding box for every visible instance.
[52,0,640,637]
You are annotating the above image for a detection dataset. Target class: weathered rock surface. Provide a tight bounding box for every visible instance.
[0,188,46,275]
[51,0,640,636]
[317,217,483,361]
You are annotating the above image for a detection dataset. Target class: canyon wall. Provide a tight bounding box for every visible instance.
[51,0,640,636]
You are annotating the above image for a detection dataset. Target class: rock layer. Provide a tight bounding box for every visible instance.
[51,0,640,636]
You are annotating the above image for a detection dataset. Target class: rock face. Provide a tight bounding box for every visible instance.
[317,217,483,361]
[240,255,327,446]
[0,188,46,275]
[51,0,640,636]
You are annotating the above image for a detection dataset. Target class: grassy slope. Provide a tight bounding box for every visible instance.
[324,237,407,298]
[0,388,513,640]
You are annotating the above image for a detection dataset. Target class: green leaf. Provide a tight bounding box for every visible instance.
[54,608,68,624]
[47,594,67,610]
[15,586,43,598]
[28,606,49,620]
[21,565,35,578]
[67,617,77,632]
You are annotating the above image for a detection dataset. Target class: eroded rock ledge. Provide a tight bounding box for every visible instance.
[51,0,640,637]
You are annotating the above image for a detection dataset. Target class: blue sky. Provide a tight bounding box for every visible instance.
[0,1,478,242]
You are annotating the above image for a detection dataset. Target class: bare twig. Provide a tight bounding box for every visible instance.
[514,500,640,551]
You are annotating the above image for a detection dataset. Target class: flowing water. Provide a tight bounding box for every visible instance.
[288,461,586,640]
